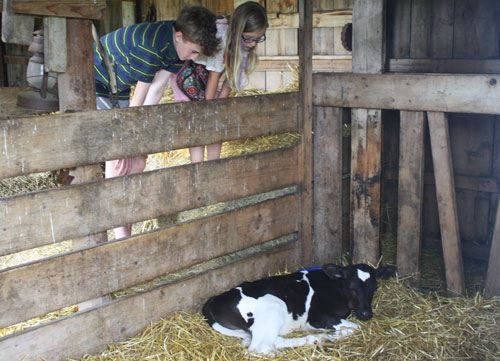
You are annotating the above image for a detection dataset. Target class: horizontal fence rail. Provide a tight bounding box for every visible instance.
[0,147,298,256]
[312,73,500,115]
[0,237,301,360]
[0,193,299,329]
[0,92,299,179]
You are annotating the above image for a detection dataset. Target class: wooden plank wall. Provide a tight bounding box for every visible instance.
[386,0,500,260]
[0,91,302,359]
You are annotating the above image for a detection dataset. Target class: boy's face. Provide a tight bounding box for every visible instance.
[174,31,202,61]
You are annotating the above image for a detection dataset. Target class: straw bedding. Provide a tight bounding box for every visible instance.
[77,277,500,361]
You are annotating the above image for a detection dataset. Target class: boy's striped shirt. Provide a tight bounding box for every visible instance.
[94,21,183,99]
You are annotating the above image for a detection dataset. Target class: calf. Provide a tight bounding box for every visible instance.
[202,263,395,354]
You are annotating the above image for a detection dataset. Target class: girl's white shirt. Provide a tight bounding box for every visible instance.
[195,18,229,72]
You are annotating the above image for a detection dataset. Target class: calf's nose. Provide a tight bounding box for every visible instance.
[357,309,373,320]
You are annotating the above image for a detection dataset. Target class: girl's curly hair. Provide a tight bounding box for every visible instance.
[173,6,221,57]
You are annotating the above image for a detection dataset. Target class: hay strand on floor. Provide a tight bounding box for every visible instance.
[78,277,500,361]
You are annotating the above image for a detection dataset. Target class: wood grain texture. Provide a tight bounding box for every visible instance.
[313,106,343,264]
[350,0,384,265]
[268,10,351,29]
[0,240,301,360]
[0,147,298,256]
[396,111,425,278]
[410,0,454,58]
[485,200,500,298]
[43,17,67,73]
[352,0,385,74]
[298,0,314,266]
[386,0,411,58]
[0,194,298,328]
[453,0,500,59]
[312,73,500,115]
[11,0,106,19]
[387,59,500,74]
[350,108,382,264]
[427,111,465,297]
[0,92,299,179]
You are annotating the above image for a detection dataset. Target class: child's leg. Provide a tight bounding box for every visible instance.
[105,156,146,239]
[206,143,221,160]
[190,146,205,163]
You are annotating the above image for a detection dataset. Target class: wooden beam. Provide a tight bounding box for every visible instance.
[397,111,425,279]
[485,200,500,298]
[312,73,500,115]
[313,106,343,264]
[0,92,299,180]
[2,55,30,65]
[268,10,352,29]
[256,55,352,72]
[43,17,67,73]
[350,0,385,265]
[427,111,465,297]
[387,58,500,74]
[298,0,313,266]
[0,147,298,256]
[0,195,298,328]
[350,108,382,264]
[0,240,300,360]
[385,168,500,194]
[11,0,106,19]
[1,0,34,45]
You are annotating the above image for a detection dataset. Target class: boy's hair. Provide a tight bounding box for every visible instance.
[174,6,220,57]
[225,1,268,93]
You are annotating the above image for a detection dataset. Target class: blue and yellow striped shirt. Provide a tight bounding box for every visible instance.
[94,21,183,99]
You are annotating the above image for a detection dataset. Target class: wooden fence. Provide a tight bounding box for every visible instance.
[0,91,309,359]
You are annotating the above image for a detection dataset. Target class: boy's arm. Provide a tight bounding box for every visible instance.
[129,81,151,107]
[143,70,172,105]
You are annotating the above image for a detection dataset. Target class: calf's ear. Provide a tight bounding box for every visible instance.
[376,265,396,280]
[322,264,348,279]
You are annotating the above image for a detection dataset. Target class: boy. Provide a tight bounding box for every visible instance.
[94,6,220,239]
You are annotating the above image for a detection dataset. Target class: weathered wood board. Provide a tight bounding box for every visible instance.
[10,0,106,19]
[427,111,465,297]
[0,147,298,256]
[350,0,384,265]
[313,106,343,264]
[313,73,500,115]
[298,0,313,266]
[0,239,301,360]
[0,92,299,179]
[0,194,298,328]
[397,111,425,278]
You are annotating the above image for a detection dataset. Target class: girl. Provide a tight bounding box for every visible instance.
[171,1,269,163]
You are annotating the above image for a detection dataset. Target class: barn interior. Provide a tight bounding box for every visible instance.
[1,0,500,360]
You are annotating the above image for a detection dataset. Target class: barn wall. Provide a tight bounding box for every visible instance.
[385,0,500,254]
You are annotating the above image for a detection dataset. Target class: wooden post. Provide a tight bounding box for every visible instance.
[427,111,465,297]
[397,111,425,279]
[57,18,107,247]
[485,199,500,298]
[298,0,313,266]
[313,106,344,265]
[350,0,385,265]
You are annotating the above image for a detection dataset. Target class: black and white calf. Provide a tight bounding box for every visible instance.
[202,263,396,354]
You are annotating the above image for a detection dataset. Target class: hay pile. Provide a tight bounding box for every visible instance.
[77,277,500,361]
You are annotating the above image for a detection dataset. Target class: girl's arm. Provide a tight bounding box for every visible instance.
[218,79,231,99]
[143,69,172,105]
[206,71,222,100]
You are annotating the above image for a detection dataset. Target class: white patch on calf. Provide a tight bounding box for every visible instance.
[357,269,371,282]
